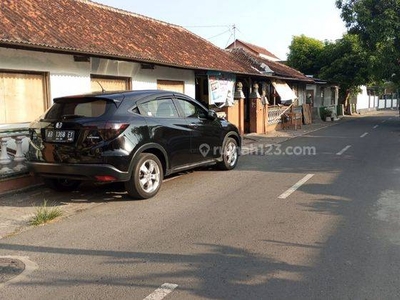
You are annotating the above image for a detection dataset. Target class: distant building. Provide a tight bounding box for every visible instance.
[226,39,282,62]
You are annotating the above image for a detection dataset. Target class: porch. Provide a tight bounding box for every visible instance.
[218,100,310,135]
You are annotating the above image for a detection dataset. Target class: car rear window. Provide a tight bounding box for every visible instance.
[44,98,113,120]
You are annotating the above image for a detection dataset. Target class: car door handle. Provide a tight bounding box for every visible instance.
[188,123,198,128]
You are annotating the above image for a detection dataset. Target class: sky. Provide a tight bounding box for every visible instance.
[93,0,348,60]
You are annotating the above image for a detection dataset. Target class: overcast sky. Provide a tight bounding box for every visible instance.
[93,0,348,60]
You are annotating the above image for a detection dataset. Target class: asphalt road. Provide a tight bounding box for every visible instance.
[1,111,400,299]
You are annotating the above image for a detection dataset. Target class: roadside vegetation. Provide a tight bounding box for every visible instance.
[286,0,400,113]
[29,200,63,226]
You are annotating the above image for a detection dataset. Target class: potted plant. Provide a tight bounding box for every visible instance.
[320,107,333,121]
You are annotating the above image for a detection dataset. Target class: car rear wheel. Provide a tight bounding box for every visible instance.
[217,137,238,170]
[43,178,81,192]
[125,153,163,199]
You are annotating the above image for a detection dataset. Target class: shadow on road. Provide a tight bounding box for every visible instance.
[0,241,313,299]
[1,113,400,299]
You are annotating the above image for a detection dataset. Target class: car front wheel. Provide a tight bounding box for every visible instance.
[125,153,163,199]
[217,137,238,170]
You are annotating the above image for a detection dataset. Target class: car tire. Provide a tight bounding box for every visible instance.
[125,153,163,199]
[217,137,238,170]
[43,178,81,192]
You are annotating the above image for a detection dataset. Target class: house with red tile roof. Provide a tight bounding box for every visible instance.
[226,41,341,129]
[0,0,315,191]
[225,46,314,132]
[226,39,282,62]
[0,0,311,124]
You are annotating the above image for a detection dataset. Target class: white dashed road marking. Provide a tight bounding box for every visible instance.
[336,145,351,156]
[360,132,369,138]
[278,174,314,199]
[144,283,178,300]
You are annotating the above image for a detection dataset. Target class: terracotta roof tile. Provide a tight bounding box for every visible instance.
[227,39,281,60]
[0,0,258,74]
[228,48,313,82]
[0,0,311,82]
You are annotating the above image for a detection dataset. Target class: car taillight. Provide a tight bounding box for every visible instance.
[102,122,130,140]
[95,175,117,182]
[82,122,129,145]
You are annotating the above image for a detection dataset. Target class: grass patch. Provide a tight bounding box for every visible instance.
[29,200,63,226]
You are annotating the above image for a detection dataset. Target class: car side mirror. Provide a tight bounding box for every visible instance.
[207,109,218,119]
[207,109,218,120]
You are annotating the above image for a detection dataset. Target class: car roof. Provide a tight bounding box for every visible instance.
[52,90,205,111]
[54,90,188,101]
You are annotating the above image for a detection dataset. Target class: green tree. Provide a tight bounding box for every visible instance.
[286,35,325,76]
[287,33,371,112]
[336,0,400,85]
[319,34,371,112]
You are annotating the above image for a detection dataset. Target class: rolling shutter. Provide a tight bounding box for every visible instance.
[157,80,184,93]
[91,76,130,92]
[0,72,47,123]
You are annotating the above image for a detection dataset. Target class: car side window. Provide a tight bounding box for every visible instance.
[176,99,207,119]
[139,98,179,118]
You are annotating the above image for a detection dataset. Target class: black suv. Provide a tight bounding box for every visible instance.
[27,90,241,199]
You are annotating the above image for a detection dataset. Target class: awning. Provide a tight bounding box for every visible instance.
[271,80,297,101]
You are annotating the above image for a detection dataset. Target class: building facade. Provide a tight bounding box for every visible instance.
[0,0,315,190]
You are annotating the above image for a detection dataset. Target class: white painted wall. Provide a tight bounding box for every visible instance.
[91,58,195,97]
[0,48,91,101]
[356,85,369,110]
[91,57,141,79]
[132,65,196,98]
[0,48,196,104]
[306,84,338,107]
[369,95,377,108]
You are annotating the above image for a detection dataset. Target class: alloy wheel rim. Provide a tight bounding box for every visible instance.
[225,142,237,166]
[139,159,161,193]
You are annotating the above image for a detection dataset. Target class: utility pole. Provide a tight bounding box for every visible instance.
[233,24,236,48]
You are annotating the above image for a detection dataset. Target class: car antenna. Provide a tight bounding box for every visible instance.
[96,81,106,93]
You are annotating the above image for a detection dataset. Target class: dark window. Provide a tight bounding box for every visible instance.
[44,99,110,120]
[131,107,140,114]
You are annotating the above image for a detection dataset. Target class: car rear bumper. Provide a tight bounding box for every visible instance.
[26,162,131,182]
